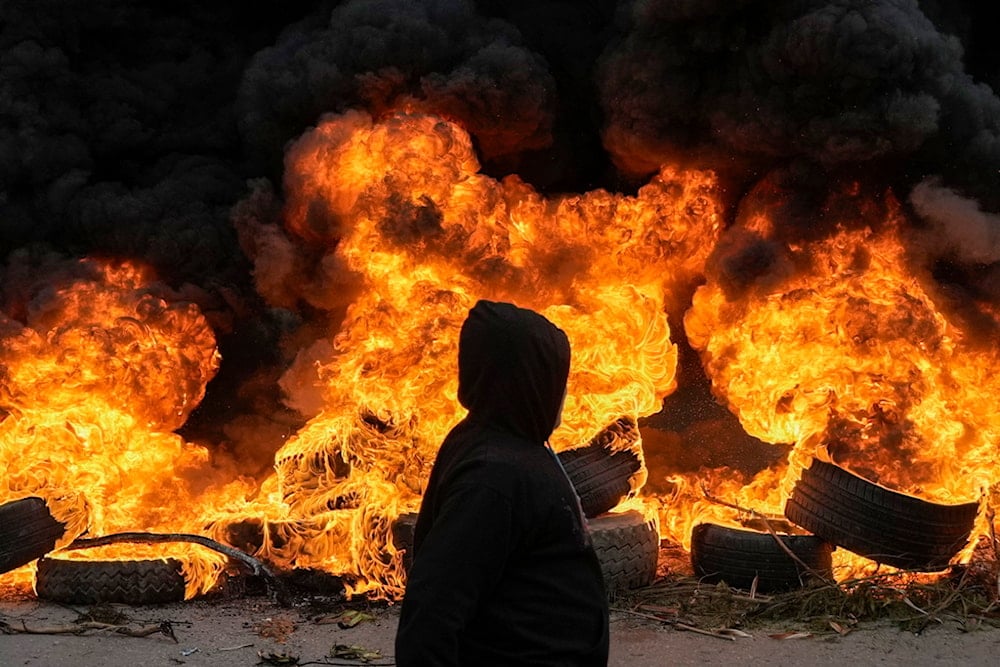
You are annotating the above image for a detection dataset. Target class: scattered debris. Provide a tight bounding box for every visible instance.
[768,631,813,640]
[617,531,1000,640]
[219,642,255,651]
[0,618,177,641]
[180,647,200,656]
[315,609,376,628]
[716,628,752,639]
[673,621,740,641]
[636,603,679,617]
[829,620,855,636]
[255,616,297,643]
[330,643,383,662]
[75,603,131,625]
[613,605,744,641]
[257,649,299,665]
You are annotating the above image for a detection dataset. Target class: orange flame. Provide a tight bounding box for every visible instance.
[0,259,255,595]
[2,111,723,600]
[8,108,991,600]
[210,110,724,598]
[676,195,997,573]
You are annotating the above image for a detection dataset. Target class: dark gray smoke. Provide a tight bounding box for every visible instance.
[0,0,272,287]
[0,0,312,464]
[1,0,998,473]
[596,0,1000,328]
[598,0,999,205]
[236,0,558,177]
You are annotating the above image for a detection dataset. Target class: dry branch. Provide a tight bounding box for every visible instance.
[987,502,1000,605]
[914,563,972,634]
[612,606,739,641]
[1,619,177,641]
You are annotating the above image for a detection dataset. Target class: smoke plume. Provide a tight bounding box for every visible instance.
[2,0,998,481]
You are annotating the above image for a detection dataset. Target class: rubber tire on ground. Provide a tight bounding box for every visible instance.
[690,523,833,593]
[558,417,642,518]
[784,459,979,571]
[0,497,67,574]
[589,510,659,593]
[35,557,186,604]
[392,510,659,594]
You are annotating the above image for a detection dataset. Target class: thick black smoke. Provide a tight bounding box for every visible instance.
[595,0,1000,334]
[2,0,998,472]
[598,1,999,201]
[236,0,558,179]
[0,0,315,466]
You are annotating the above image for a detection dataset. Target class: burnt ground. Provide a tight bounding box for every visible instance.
[2,590,999,666]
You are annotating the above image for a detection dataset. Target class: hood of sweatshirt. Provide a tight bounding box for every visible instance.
[456,300,571,445]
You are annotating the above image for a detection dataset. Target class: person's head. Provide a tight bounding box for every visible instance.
[457,300,570,444]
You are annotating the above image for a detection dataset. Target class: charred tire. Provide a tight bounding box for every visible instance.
[784,459,979,571]
[0,497,66,574]
[392,512,418,573]
[35,557,186,604]
[690,523,833,593]
[559,445,641,518]
[589,511,659,593]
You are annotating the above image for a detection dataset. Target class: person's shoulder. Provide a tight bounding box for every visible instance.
[446,431,549,487]
[480,429,551,464]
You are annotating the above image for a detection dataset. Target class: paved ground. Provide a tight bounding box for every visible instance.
[3,594,1000,666]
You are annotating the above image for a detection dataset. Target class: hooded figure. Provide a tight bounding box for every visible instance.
[395,300,610,666]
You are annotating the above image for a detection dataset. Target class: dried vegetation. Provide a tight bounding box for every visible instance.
[616,534,1000,640]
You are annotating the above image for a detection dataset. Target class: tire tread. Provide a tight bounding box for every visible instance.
[0,497,67,574]
[690,523,833,592]
[35,557,186,604]
[784,460,978,570]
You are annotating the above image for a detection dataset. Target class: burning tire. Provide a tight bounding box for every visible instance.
[690,523,833,593]
[0,497,67,574]
[391,512,419,572]
[589,510,659,593]
[784,459,979,571]
[558,417,644,518]
[34,557,186,604]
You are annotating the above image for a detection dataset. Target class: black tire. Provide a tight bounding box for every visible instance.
[558,417,642,518]
[690,523,833,593]
[35,557,186,604]
[392,510,659,594]
[784,459,979,571]
[0,497,67,574]
[589,510,659,593]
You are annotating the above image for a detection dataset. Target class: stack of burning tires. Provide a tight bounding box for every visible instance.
[8,448,979,602]
[691,458,980,593]
[1,417,661,604]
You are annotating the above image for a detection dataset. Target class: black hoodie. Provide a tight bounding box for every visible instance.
[395,300,610,666]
